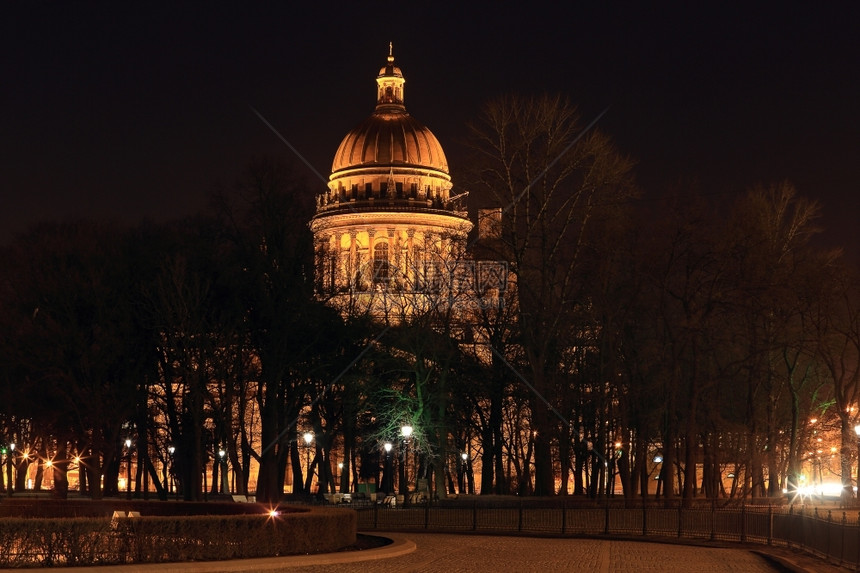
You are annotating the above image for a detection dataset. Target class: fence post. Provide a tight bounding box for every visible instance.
[373,501,379,529]
[518,498,523,532]
[710,498,716,541]
[642,500,647,536]
[677,502,682,538]
[856,513,860,572]
[424,500,430,529]
[472,499,477,531]
[767,504,773,546]
[563,499,568,535]
[840,512,846,566]
[740,503,746,543]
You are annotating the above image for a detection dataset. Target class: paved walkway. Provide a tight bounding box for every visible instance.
[31,533,845,573]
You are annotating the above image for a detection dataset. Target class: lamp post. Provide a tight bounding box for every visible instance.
[218,449,228,494]
[399,425,412,496]
[460,452,468,494]
[124,439,133,500]
[303,432,314,494]
[167,445,176,497]
[653,455,663,497]
[383,442,393,494]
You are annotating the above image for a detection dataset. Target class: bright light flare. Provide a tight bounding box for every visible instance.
[791,481,848,501]
[265,505,280,520]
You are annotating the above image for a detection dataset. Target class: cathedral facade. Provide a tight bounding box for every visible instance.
[310,47,473,319]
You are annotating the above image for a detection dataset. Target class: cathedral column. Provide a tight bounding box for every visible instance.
[406,228,415,285]
[387,228,395,265]
[366,229,376,286]
[348,229,358,289]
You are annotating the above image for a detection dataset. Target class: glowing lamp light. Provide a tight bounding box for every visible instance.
[384,442,392,453]
[400,425,413,439]
[303,432,314,446]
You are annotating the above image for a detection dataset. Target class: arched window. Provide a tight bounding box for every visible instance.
[373,242,389,283]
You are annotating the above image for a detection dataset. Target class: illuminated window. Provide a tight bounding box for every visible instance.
[373,243,389,283]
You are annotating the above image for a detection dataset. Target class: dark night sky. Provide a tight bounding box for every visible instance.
[2,2,858,258]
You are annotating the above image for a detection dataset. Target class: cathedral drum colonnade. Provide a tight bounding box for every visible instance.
[310,45,473,318]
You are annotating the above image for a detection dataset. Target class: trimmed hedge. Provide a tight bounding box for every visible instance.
[0,498,275,518]
[0,506,356,568]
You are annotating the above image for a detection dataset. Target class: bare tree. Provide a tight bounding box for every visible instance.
[468,94,636,495]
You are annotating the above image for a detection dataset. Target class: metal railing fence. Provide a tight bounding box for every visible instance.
[356,501,860,570]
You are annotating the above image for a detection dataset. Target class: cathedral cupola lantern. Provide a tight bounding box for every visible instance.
[376,42,405,109]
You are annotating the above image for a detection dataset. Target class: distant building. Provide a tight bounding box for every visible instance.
[310,45,473,320]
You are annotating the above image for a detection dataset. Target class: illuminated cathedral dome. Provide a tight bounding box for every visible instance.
[330,44,447,176]
[314,44,465,217]
[330,113,449,175]
[310,45,472,319]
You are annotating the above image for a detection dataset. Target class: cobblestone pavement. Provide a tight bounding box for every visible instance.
[29,533,848,573]
[293,534,812,573]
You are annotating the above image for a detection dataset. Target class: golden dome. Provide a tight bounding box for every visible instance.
[311,45,473,312]
[331,112,449,175]
[317,46,468,220]
[330,44,449,176]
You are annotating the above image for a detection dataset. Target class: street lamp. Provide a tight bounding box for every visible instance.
[383,442,393,494]
[400,425,413,496]
[218,448,227,494]
[653,455,663,497]
[124,439,133,500]
[460,452,468,494]
[303,432,314,494]
[167,445,175,497]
